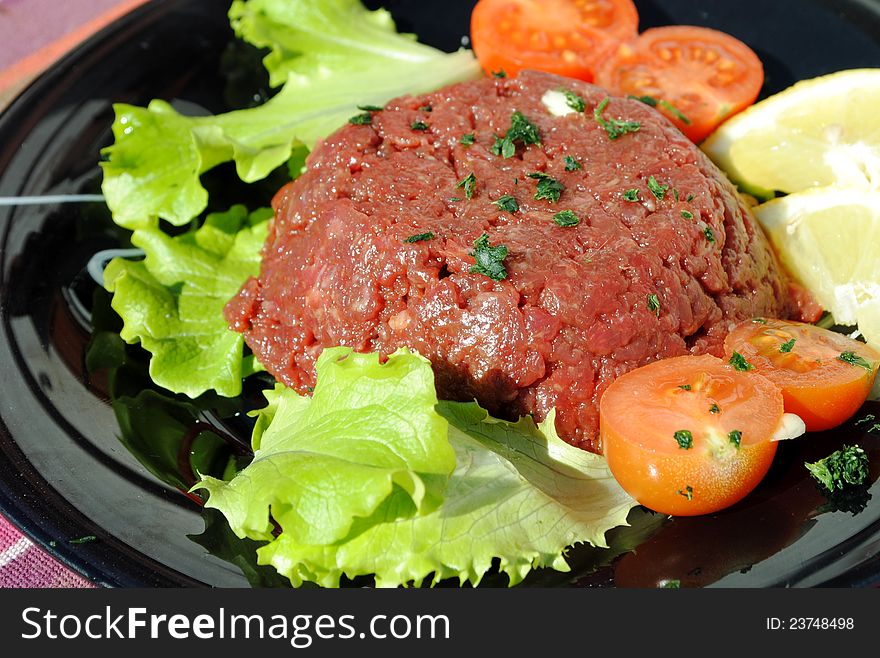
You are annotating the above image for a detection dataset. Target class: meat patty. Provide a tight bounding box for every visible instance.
[225,70,807,453]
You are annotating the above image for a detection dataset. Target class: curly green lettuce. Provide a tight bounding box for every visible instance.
[103,205,269,398]
[193,348,638,588]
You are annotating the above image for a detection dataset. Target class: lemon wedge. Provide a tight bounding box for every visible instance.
[702,69,880,195]
[752,186,880,346]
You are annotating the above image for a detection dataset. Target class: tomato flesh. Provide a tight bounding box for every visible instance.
[724,319,880,432]
[470,0,639,80]
[594,25,764,142]
[600,354,782,516]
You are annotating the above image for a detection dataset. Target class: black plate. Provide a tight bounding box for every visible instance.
[1,0,880,588]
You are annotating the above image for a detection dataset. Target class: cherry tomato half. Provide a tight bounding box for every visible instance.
[470,0,639,81]
[600,354,782,516]
[724,319,880,432]
[594,25,764,142]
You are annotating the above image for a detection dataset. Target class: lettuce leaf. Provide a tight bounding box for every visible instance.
[100,0,481,229]
[229,0,455,88]
[103,205,269,398]
[194,347,457,548]
[194,350,638,588]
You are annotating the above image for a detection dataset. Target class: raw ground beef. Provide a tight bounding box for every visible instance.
[225,70,813,453]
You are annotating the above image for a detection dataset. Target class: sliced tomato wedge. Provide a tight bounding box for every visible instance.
[470,0,639,81]
[594,25,764,142]
[600,354,783,516]
[724,319,880,432]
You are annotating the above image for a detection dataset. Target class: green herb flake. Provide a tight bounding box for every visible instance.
[686,193,695,202]
[357,104,384,112]
[528,172,564,203]
[729,351,754,372]
[560,88,586,113]
[69,535,98,545]
[658,100,692,125]
[728,429,742,449]
[678,485,694,501]
[564,155,582,171]
[553,210,581,228]
[404,232,435,243]
[704,226,716,242]
[779,338,796,353]
[629,94,658,107]
[411,120,429,131]
[647,293,661,317]
[673,188,680,202]
[491,111,541,158]
[492,69,507,78]
[709,403,720,414]
[752,317,768,325]
[594,97,641,140]
[647,175,669,200]
[679,384,692,391]
[418,104,433,112]
[838,351,872,370]
[460,133,476,146]
[854,414,880,433]
[805,444,869,492]
[623,189,640,202]
[681,210,694,220]
[661,579,682,589]
[469,233,509,281]
[674,430,694,450]
[492,195,519,213]
[456,173,477,200]
[348,112,373,125]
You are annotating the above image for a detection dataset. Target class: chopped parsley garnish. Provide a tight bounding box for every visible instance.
[855,414,880,433]
[805,444,869,492]
[681,210,694,220]
[411,120,429,131]
[752,317,768,324]
[674,430,694,449]
[679,384,692,391]
[729,351,754,371]
[418,104,433,112]
[404,232,435,243]
[357,104,383,112]
[686,193,695,202]
[779,338,796,353]
[69,535,98,545]
[709,403,720,414]
[647,293,661,317]
[623,189,641,202]
[564,155,582,171]
[493,195,519,213]
[728,429,742,449]
[629,95,692,124]
[594,97,641,140]
[460,133,476,146]
[661,580,681,589]
[704,226,716,242]
[528,172,564,203]
[673,188,680,202]
[448,197,462,203]
[553,210,581,227]
[678,485,694,501]
[491,111,542,158]
[560,88,586,113]
[456,173,477,200]
[469,233,509,281]
[348,112,373,125]
[647,175,669,200]
[492,69,507,78]
[838,351,872,370]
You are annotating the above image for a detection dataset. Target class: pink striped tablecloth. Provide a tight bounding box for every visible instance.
[0,0,149,589]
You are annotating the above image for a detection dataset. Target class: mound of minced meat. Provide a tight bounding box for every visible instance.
[225,70,813,453]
